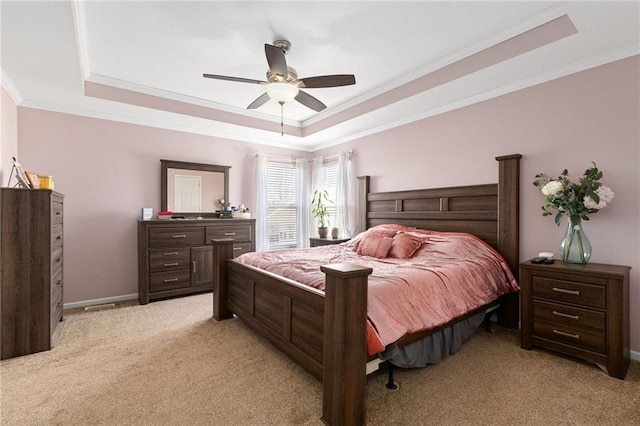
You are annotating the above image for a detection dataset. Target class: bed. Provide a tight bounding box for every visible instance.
[211,154,521,425]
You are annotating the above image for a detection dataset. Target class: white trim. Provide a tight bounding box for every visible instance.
[63,293,138,310]
[0,68,23,105]
[71,0,90,81]
[16,44,638,153]
[632,350,640,362]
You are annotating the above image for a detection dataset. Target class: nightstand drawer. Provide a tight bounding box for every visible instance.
[533,320,605,354]
[532,277,605,309]
[533,300,605,332]
[232,243,252,257]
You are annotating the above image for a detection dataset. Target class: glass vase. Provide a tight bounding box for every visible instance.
[560,217,591,264]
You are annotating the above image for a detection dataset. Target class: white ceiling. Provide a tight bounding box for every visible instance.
[2,1,638,151]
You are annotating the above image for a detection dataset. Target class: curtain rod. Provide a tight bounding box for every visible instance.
[252,150,353,164]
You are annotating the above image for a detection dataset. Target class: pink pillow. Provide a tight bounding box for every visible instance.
[357,234,394,258]
[388,232,425,259]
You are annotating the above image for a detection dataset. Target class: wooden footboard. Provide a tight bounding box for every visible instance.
[212,239,372,424]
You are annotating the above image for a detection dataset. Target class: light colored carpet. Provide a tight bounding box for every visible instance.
[1,293,638,425]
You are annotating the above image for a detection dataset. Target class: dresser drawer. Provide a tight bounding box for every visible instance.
[206,224,251,242]
[149,248,191,272]
[149,227,204,248]
[533,320,605,354]
[51,225,63,251]
[232,243,253,257]
[532,277,605,309]
[51,201,63,225]
[533,300,605,333]
[50,284,63,332]
[51,268,63,297]
[149,270,191,292]
[51,247,63,273]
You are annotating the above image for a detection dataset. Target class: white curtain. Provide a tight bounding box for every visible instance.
[296,159,311,247]
[310,156,324,234]
[335,150,353,238]
[253,154,269,252]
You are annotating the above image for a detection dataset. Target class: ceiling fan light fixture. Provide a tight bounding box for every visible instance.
[266,82,299,104]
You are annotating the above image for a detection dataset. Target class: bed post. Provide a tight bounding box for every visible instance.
[320,263,372,426]
[211,238,234,321]
[496,154,522,329]
[357,176,370,234]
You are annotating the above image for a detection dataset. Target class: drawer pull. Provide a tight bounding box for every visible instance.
[56,302,62,308]
[56,258,62,263]
[56,212,62,216]
[172,234,187,238]
[552,287,580,296]
[553,329,580,339]
[224,232,237,236]
[164,252,179,256]
[193,261,197,274]
[56,280,62,286]
[233,247,242,251]
[163,262,179,267]
[552,311,579,321]
[164,278,179,283]
[56,236,62,240]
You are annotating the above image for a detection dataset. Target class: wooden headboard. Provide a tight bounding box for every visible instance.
[357,154,521,279]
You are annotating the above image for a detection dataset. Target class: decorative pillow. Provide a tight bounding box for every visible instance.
[348,226,398,251]
[357,234,394,258]
[388,232,426,259]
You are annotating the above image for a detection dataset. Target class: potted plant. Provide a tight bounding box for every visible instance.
[312,189,333,238]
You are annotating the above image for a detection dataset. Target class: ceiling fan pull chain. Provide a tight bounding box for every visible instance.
[280,101,284,136]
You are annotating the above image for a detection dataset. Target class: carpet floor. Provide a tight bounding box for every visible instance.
[1,293,638,425]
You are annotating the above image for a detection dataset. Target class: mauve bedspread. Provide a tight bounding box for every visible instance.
[234,224,519,356]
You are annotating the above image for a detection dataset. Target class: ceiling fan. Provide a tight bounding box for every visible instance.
[203,40,356,113]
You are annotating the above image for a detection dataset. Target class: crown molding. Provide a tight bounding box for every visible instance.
[0,69,23,105]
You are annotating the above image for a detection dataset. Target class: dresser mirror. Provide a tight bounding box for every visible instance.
[161,159,230,217]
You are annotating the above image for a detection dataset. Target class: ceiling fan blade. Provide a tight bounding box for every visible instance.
[203,74,267,85]
[299,74,356,88]
[295,90,326,112]
[264,44,288,77]
[247,92,270,110]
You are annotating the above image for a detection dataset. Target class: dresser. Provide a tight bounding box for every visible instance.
[520,260,630,379]
[138,218,255,304]
[1,188,64,359]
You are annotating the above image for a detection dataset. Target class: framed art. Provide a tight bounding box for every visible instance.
[25,172,40,189]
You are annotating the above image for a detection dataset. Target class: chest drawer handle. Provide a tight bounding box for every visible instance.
[224,232,237,236]
[164,278,179,283]
[56,280,62,286]
[553,329,580,339]
[233,247,242,251]
[552,287,580,296]
[172,234,187,238]
[164,252,179,256]
[552,311,579,321]
[163,262,179,267]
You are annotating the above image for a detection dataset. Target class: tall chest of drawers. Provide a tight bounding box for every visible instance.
[520,260,630,379]
[138,218,255,304]
[1,188,64,359]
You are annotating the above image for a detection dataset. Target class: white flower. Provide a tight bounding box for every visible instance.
[583,185,614,210]
[541,180,564,196]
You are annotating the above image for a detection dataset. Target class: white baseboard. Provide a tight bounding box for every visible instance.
[631,350,640,362]
[63,293,138,310]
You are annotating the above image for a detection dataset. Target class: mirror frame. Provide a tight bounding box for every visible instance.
[161,159,230,217]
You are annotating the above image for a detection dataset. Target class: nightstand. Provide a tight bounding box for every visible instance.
[309,237,350,247]
[520,260,630,379]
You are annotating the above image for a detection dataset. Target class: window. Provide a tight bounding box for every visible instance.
[322,161,338,226]
[266,162,297,249]
[264,159,340,250]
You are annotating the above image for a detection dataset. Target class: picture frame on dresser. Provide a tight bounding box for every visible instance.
[10,156,31,189]
[25,171,40,189]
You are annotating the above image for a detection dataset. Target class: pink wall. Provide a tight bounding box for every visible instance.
[16,112,307,303]
[317,55,640,352]
[16,55,639,352]
[1,87,19,186]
